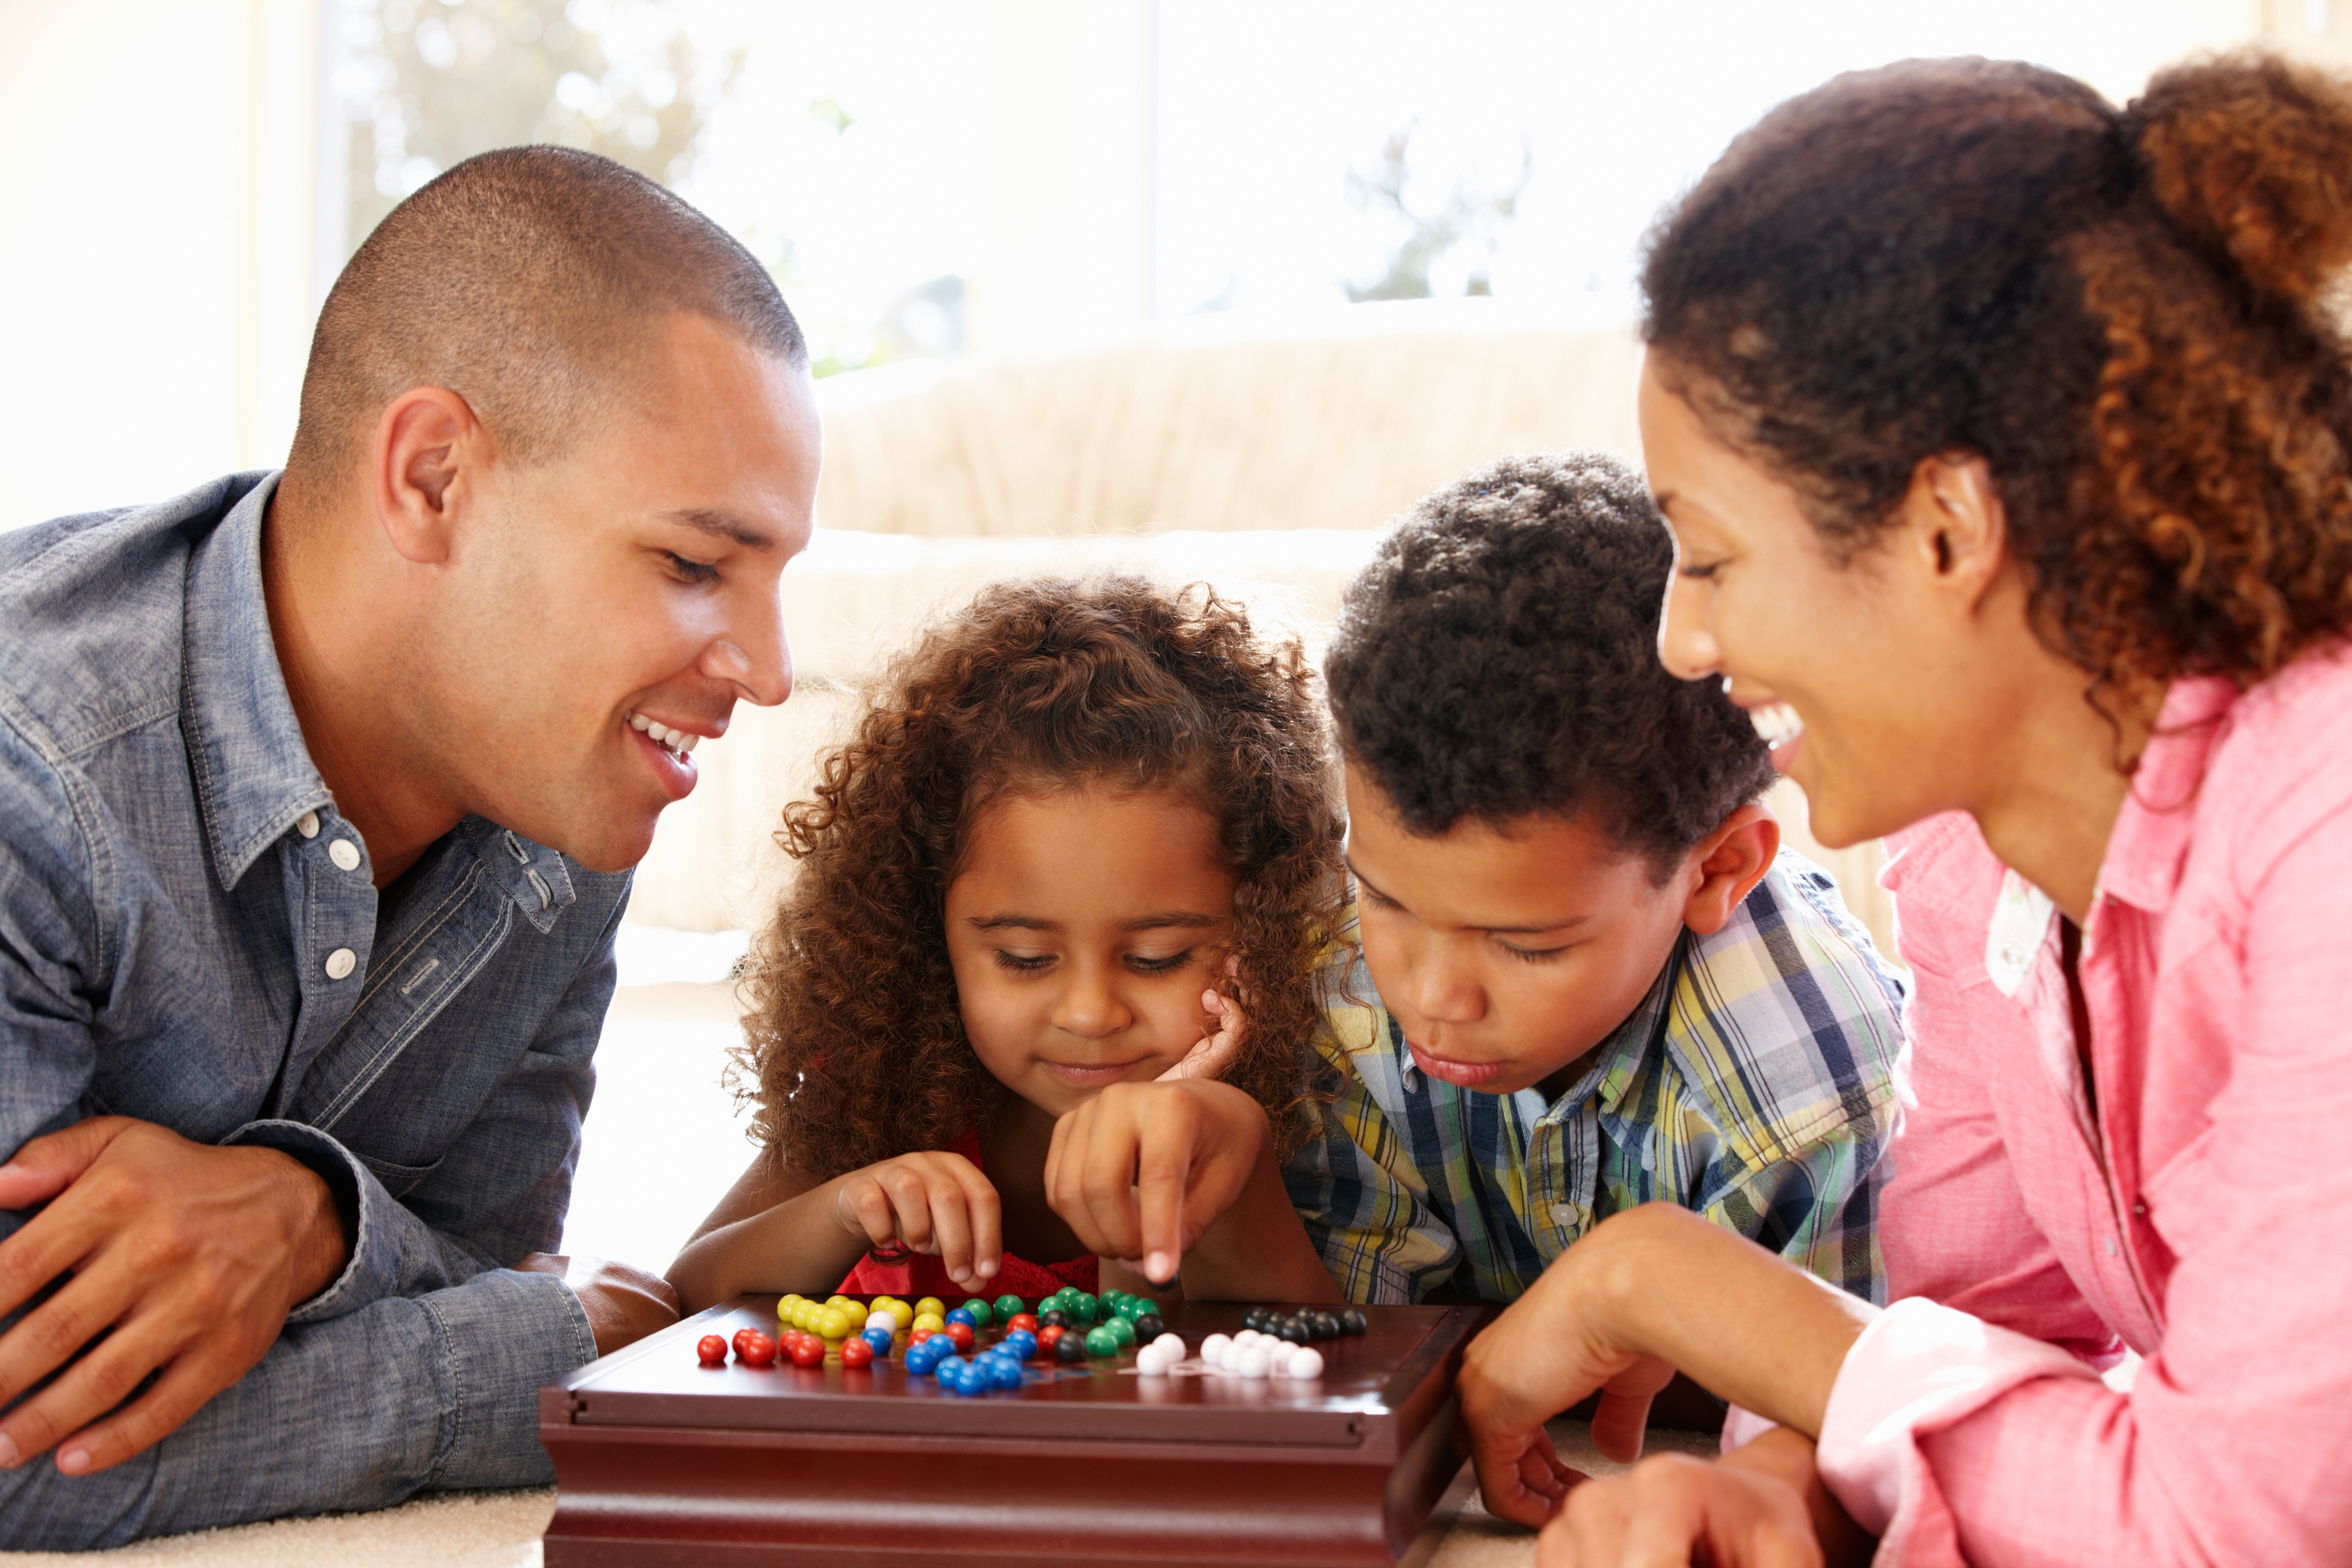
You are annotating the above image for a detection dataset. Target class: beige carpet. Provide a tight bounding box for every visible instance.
[0,1486,556,1568]
[0,1419,1715,1565]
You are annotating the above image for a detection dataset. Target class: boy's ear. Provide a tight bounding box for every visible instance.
[1679,803,1779,937]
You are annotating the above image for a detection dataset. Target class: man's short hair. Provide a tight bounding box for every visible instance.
[287,146,805,485]
[1324,451,1775,873]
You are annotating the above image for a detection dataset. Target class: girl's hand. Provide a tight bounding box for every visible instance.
[1535,1451,1824,1568]
[1156,964,1249,1083]
[829,1152,1003,1293]
[1045,1079,1267,1284]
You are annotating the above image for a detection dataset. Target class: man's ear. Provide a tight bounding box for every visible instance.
[1896,452,2008,613]
[1679,801,1780,936]
[371,387,485,566]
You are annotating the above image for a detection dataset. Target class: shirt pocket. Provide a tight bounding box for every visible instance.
[354,1151,445,1200]
[2138,1122,2222,1261]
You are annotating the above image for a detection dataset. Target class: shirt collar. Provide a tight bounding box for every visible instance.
[1534,936,1681,1123]
[2097,675,2239,915]
[456,818,581,934]
[178,474,581,931]
[181,474,335,891]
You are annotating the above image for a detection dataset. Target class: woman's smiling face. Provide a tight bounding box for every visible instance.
[1640,355,1973,849]
[942,785,1236,1120]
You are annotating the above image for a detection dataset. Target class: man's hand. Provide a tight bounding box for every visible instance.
[1045,1079,1267,1286]
[514,1254,679,1357]
[0,1116,348,1476]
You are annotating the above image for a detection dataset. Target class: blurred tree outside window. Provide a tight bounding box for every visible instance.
[331,0,967,376]
[1341,124,1532,303]
[335,0,742,255]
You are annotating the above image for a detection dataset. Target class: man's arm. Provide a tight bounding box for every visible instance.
[0,1265,597,1551]
[0,1119,349,1475]
[0,734,663,1483]
[0,739,365,1479]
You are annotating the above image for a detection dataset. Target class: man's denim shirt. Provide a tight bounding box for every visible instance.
[0,474,630,1548]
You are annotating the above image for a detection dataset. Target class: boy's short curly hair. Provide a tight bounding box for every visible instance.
[1324,451,1774,873]
[737,576,1347,1179]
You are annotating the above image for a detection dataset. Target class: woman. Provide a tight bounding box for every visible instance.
[1457,52,2352,1566]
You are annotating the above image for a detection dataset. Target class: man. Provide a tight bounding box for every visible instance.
[0,147,820,1548]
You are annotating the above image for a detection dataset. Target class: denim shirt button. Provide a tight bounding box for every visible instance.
[296,811,321,839]
[324,947,358,981]
[328,839,362,872]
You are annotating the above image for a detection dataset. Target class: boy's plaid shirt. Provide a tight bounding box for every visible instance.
[1284,855,1909,1306]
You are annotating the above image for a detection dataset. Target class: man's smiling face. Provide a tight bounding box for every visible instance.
[1344,763,1694,1102]
[434,314,821,872]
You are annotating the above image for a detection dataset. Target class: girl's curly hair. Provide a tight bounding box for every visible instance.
[736,575,1347,1179]
[1640,51,2352,713]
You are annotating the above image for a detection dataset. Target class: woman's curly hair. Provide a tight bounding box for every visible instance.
[1640,51,2352,713]
[736,575,1347,1180]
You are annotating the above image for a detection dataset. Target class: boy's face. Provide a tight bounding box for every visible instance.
[1344,766,1694,1102]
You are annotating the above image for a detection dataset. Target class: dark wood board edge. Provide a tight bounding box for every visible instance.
[539,1413,1474,1567]
[1356,1302,1495,1464]
[549,1297,1469,1452]
[1394,1453,1480,1568]
[568,1392,1371,1446]
[542,1418,1401,1468]
[553,1300,739,1392]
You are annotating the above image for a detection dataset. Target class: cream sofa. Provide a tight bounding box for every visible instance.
[625,310,1895,959]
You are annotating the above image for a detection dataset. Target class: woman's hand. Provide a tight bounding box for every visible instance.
[830,1152,1004,1293]
[1537,1450,1821,1568]
[1156,960,1249,1083]
[1463,1331,1680,1525]
[1534,1428,1868,1568]
[1047,1079,1267,1284]
[1457,1206,1875,1530]
[1459,1237,1680,1526]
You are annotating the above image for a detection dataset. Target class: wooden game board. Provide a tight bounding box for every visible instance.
[539,1294,1492,1566]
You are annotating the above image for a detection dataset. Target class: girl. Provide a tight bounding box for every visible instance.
[1454,51,2352,1567]
[669,576,1347,1311]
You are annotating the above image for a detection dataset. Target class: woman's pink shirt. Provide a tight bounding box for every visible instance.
[1816,655,2352,1565]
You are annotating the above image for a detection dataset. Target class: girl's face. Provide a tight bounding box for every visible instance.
[1639,355,1984,848]
[944,784,1236,1119]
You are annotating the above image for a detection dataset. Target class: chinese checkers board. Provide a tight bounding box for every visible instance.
[539,1294,1493,1567]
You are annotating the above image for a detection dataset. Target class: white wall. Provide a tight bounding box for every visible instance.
[0,0,325,530]
[968,0,1159,355]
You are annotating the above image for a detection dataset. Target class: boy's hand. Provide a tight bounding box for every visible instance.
[1156,971,1249,1083]
[830,1152,1002,1293]
[1045,1079,1266,1284]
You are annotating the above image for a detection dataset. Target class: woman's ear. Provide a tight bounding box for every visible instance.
[1679,802,1780,936]
[1897,452,2009,615]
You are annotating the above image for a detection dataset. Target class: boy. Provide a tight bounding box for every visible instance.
[1291,452,1905,1306]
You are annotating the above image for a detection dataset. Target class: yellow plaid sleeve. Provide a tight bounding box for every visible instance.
[1281,1009,1463,1305]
